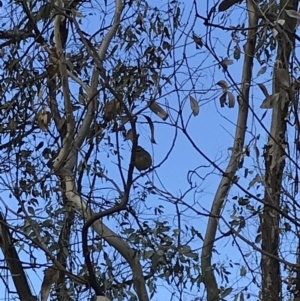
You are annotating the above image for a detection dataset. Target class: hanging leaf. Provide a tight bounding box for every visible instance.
[220,287,233,299]
[149,101,168,120]
[227,92,235,108]
[258,83,269,97]
[220,93,227,107]
[257,66,267,76]
[233,44,241,60]
[192,33,203,48]
[189,96,199,116]
[220,58,234,70]
[260,93,280,109]
[255,27,267,53]
[216,80,229,92]
[143,115,156,144]
[37,111,51,132]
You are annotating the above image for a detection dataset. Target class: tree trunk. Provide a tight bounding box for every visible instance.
[261,1,297,301]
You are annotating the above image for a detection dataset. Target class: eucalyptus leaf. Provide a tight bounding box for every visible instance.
[143,114,156,144]
[149,101,168,120]
[216,80,229,92]
[189,96,199,116]
[227,91,235,108]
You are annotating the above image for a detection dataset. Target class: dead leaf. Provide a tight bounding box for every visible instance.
[220,58,234,69]
[143,115,156,144]
[149,101,168,120]
[40,266,59,301]
[220,93,227,107]
[192,33,203,48]
[37,111,51,132]
[227,92,235,108]
[257,66,267,77]
[260,93,280,109]
[189,96,199,116]
[216,80,229,92]
[258,83,269,97]
[233,45,241,60]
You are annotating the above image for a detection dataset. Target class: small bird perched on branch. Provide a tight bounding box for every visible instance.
[134,146,152,171]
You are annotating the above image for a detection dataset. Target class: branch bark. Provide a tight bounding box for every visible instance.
[261,1,297,301]
[200,1,258,300]
[0,213,37,301]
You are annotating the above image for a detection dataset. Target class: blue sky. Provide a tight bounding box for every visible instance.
[0,0,291,300]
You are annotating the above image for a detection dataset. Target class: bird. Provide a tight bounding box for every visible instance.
[134,146,152,171]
